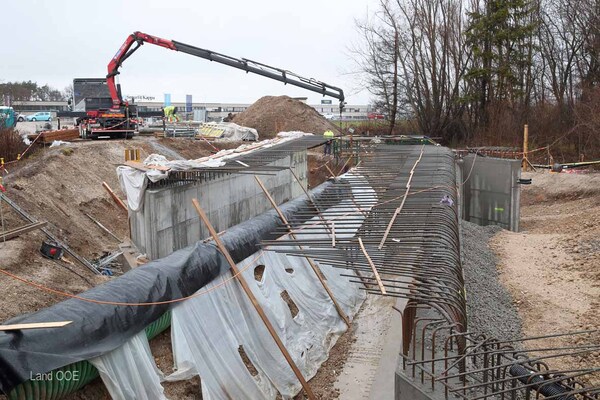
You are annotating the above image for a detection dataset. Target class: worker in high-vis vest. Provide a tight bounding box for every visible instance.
[323,129,335,155]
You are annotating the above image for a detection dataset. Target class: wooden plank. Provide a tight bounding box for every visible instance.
[0,221,47,241]
[0,321,72,331]
[325,164,336,177]
[191,198,316,400]
[358,237,387,295]
[102,182,127,212]
[331,222,336,248]
[124,161,171,172]
[254,176,351,328]
[118,241,139,272]
[38,129,80,144]
[288,168,372,289]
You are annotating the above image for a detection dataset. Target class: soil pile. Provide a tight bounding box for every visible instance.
[0,138,225,322]
[232,96,340,138]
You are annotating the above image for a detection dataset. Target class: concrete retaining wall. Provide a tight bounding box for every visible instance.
[131,150,308,259]
[461,155,521,232]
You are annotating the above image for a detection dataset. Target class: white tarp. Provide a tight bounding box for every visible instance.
[199,122,259,141]
[116,133,313,211]
[116,166,148,212]
[89,331,167,400]
[166,174,374,399]
[103,172,375,400]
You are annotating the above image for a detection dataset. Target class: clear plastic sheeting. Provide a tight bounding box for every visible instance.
[79,175,374,400]
[166,173,374,399]
[89,331,167,400]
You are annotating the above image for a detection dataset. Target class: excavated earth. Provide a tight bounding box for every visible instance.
[232,96,341,138]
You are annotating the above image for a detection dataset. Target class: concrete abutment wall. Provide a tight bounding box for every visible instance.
[130,150,308,259]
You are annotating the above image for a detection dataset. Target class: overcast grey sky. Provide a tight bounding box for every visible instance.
[1,0,376,105]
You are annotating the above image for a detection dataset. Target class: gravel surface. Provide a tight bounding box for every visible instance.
[461,221,523,341]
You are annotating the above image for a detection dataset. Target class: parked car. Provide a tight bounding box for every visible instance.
[26,112,52,122]
[322,113,335,120]
[16,113,26,122]
[368,112,385,120]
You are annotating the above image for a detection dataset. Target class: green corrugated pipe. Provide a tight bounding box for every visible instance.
[7,311,172,400]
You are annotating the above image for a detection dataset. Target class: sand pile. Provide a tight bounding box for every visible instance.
[232,96,340,138]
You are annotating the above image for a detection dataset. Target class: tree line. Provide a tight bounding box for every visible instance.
[354,0,600,159]
[0,81,68,103]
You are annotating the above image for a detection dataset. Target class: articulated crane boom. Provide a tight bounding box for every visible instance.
[108,31,345,109]
[77,31,345,139]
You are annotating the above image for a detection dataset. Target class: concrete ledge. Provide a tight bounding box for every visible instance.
[368,297,407,400]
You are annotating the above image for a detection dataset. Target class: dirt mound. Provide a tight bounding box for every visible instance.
[521,171,600,204]
[0,137,224,323]
[232,96,340,138]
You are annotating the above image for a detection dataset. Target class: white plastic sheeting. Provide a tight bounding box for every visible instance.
[115,133,313,211]
[199,122,259,141]
[116,166,147,212]
[89,331,167,400]
[166,173,374,399]
[96,172,375,400]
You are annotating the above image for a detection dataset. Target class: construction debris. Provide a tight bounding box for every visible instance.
[27,128,79,144]
[0,221,47,241]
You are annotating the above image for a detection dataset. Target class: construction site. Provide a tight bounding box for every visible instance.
[2,4,600,400]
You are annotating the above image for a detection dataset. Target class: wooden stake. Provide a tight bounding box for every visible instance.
[192,199,316,400]
[337,156,353,176]
[0,321,72,331]
[289,167,371,289]
[254,176,351,328]
[325,164,336,178]
[522,124,529,172]
[358,237,387,295]
[102,182,127,212]
[0,221,47,241]
[288,168,333,236]
[378,146,425,249]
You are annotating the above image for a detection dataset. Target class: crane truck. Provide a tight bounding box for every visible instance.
[67,31,345,140]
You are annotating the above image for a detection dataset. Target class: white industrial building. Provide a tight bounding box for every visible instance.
[12,99,375,121]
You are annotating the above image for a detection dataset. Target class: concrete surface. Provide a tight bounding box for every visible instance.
[130,150,308,259]
[334,295,397,400]
[461,155,521,232]
[369,297,407,400]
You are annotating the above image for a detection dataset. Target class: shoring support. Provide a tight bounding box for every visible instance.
[254,176,351,328]
[191,198,316,400]
[357,237,386,295]
[325,164,336,178]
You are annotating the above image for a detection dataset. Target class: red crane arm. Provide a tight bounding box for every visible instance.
[105,31,345,110]
[106,32,177,107]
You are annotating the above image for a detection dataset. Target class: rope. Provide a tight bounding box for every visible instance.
[460,152,478,188]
